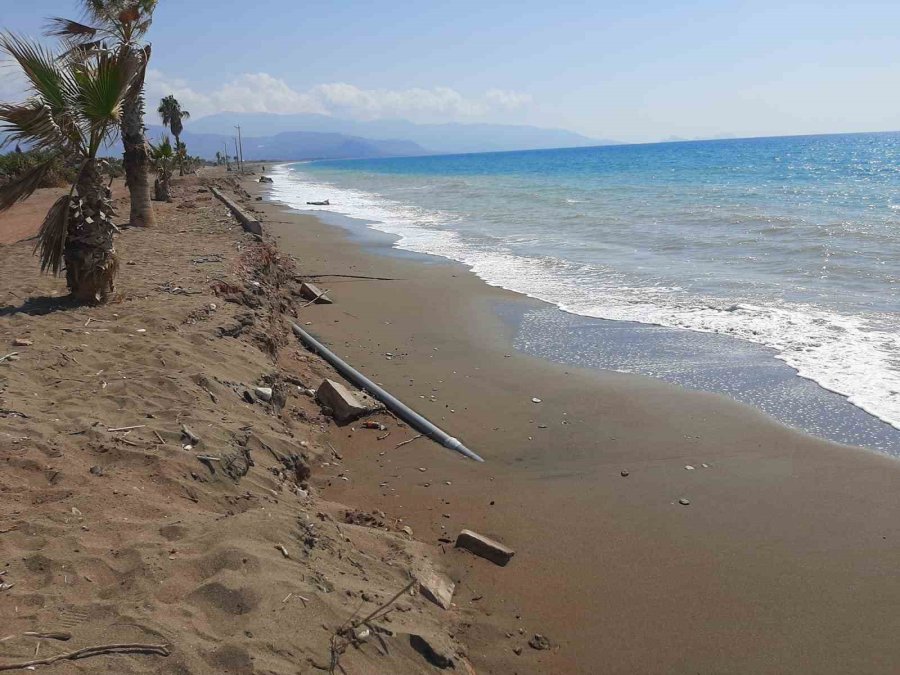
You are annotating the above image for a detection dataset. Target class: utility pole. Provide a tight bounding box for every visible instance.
[234,125,245,173]
[233,137,240,173]
[223,141,230,171]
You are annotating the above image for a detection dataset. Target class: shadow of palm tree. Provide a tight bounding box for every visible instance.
[0,294,79,317]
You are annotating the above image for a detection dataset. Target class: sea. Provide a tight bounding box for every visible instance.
[268,132,900,454]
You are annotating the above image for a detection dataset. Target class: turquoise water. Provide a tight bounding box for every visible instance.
[270,133,900,441]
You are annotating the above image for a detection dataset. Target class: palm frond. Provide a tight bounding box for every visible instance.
[45,17,98,40]
[34,194,71,275]
[72,50,134,134]
[0,100,66,153]
[0,157,57,211]
[0,33,73,112]
[180,109,191,120]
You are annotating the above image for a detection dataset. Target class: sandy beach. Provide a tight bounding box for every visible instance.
[245,169,900,674]
[2,168,899,674]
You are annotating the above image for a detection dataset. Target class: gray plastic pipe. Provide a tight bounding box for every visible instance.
[291,322,484,462]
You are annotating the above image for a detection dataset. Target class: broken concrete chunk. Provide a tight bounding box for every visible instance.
[254,386,273,402]
[299,282,333,304]
[417,567,455,610]
[455,529,515,567]
[316,379,369,424]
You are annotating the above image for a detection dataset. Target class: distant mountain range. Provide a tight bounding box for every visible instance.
[3,113,617,161]
[174,112,615,158]
[144,125,428,161]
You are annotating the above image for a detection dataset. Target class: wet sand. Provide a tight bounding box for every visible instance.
[248,173,900,674]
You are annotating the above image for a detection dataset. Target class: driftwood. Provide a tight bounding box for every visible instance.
[395,434,423,449]
[0,642,169,671]
[300,274,400,282]
[107,425,145,433]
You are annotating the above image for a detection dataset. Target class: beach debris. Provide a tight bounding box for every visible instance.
[396,434,424,449]
[242,389,255,404]
[678,498,691,506]
[306,199,330,206]
[0,352,20,363]
[409,634,455,669]
[529,634,552,650]
[258,176,274,183]
[401,526,413,536]
[316,379,370,424]
[12,338,32,347]
[455,529,515,566]
[531,397,542,403]
[514,646,523,655]
[0,643,170,670]
[684,465,695,471]
[620,470,630,477]
[352,625,370,642]
[254,386,273,402]
[181,424,201,446]
[107,424,145,433]
[299,282,333,305]
[22,632,72,641]
[363,420,387,430]
[276,544,290,558]
[89,465,104,476]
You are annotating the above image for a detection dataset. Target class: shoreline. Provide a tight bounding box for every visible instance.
[266,163,900,454]
[241,169,900,673]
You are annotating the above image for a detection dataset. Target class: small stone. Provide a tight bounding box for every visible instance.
[678,498,691,506]
[513,647,523,655]
[531,397,542,403]
[12,338,32,347]
[89,465,103,476]
[620,470,629,477]
[418,467,427,472]
[684,465,695,470]
[529,634,552,650]
[242,390,255,404]
[255,386,273,402]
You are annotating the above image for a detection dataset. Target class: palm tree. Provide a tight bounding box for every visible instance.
[157,95,190,175]
[0,34,139,303]
[148,135,174,201]
[47,1,158,228]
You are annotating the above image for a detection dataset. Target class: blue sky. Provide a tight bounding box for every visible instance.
[2,1,900,142]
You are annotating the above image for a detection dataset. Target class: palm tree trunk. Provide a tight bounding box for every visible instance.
[174,132,184,176]
[122,86,156,227]
[65,159,119,304]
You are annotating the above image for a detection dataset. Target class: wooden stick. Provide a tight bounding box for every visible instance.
[0,643,169,671]
[395,434,423,449]
[153,431,165,445]
[107,425,145,433]
[0,353,19,363]
[22,632,71,641]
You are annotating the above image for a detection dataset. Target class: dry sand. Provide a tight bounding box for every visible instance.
[243,169,900,674]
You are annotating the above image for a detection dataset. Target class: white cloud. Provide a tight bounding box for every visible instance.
[144,69,531,121]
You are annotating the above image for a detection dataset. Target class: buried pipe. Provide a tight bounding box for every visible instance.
[291,322,484,462]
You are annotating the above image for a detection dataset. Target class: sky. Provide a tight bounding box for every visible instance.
[2,0,900,143]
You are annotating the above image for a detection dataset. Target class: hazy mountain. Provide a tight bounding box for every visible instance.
[184,112,613,154]
[143,126,427,161]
